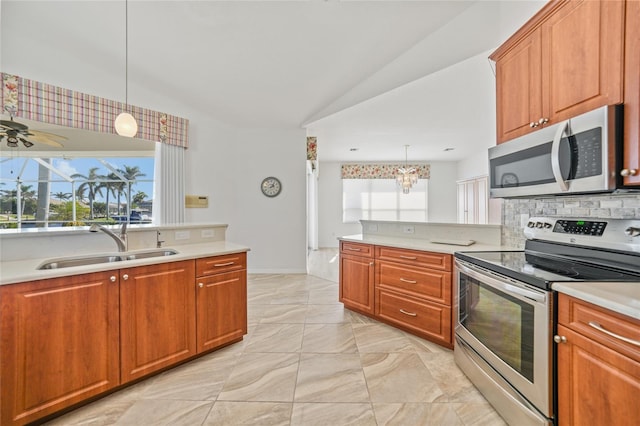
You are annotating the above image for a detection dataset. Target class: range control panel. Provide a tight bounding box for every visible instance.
[524,217,640,253]
[553,220,607,236]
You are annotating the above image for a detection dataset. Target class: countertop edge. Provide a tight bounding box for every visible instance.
[0,241,250,286]
[338,234,511,254]
[552,282,640,321]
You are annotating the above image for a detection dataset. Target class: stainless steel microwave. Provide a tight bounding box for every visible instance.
[489,105,624,198]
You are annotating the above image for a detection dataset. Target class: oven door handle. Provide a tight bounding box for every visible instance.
[551,119,571,192]
[456,260,546,303]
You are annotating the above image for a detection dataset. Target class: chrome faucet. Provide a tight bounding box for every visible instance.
[89,223,128,252]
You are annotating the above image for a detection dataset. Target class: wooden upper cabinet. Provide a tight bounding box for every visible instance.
[495,28,543,142]
[492,0,625,144]
[1,271,120,426]
[623,0,640,185]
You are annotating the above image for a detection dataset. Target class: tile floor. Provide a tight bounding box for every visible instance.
[45,274,506,426]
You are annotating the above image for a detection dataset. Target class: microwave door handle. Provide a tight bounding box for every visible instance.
[551,120,570,191]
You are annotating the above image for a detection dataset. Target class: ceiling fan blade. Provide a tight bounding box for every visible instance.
[23,134,64,147]
[28,129,68,142]
[0,119,29,132]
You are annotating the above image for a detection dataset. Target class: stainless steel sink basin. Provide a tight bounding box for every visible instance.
[124,248,179,260]
[38,254,124,270]
[37,249,178,270]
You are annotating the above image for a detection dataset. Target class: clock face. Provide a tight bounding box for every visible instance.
[261,177,282,197]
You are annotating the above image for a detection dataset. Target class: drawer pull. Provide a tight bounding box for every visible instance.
[588,321,640,347]
[399,278,417,284]
[345,247,362,252]
[399,255,417,260]
[214,261,235,267]
[399,309,417,317]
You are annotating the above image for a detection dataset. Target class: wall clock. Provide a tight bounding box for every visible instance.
[261,176,282,197]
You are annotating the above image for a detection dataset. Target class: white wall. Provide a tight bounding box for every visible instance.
[427,162,458,223]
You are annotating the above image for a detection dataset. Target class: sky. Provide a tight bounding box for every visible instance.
[0,156,154,203]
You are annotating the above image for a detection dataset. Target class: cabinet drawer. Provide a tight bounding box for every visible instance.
[196,252,247,277]
[340,241,373,258]
[376,261,451,306]
[376,288,451,345]
[375,246,451,271]
[558,294,640,363]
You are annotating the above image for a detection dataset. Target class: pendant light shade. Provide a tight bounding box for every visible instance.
[115,0,137,137]
[115,112,138,137]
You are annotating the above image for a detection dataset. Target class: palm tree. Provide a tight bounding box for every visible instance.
[132,191,147,207]
[72,167,103,219]
[100,173,118,218]
[52,191,72,202]
[119,165,146,214]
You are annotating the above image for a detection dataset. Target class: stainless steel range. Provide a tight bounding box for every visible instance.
[453,217,640,426]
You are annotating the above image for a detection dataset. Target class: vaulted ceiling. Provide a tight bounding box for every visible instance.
[1,0,544,161]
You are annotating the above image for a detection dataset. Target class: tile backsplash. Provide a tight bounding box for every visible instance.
[502,193,640,248]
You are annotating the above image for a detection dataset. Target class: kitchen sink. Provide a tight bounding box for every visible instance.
[124,248,179,260]
[38,254,124,270]
[37,249,179,270]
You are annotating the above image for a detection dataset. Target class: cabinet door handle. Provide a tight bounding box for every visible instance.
[198,283,204,288]
[122,274,129,281]
[110,275,117,282]
[538,117,549,125]
[369,262,374,266]
[213,262,234,267]
[588,322,640,347]
[530,122,539,128]
[399,309,417,317]
[345,247,362,251]
[400,278,417,284]
[399,255,417,260]
[620,168,638,177]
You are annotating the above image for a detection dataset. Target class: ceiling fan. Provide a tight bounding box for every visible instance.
[0,117,66,148]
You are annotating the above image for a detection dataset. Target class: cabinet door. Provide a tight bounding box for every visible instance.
[196,270,247,353]
[120,260,196,382]
[339,254,375,315]
[557,325,640,426]
[495,29,543,143]
[541,0,624,123]
[623,0,640,186]
[1,271,120,426]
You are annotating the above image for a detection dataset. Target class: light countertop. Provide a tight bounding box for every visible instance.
[0,241,250,286]
[338,234,511,254]
[552,282,640,321]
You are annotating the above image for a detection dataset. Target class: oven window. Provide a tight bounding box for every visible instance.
[459,273,534,382]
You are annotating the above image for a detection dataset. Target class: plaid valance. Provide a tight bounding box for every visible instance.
[1,73,189,148]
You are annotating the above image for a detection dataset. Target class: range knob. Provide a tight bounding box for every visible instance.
[625,227,640,237]
[536,222,544,228]
[527,221,536,228]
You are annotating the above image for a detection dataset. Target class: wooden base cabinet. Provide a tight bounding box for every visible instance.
[339,241,375,315]
[1,271,120,426]
[374,246,453,348]
[196,253,247,353]
[1,252,248,426]
[556,294,640,425]
[120,260,196,382]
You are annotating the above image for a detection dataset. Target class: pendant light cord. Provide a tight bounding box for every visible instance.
[125,0,129,106]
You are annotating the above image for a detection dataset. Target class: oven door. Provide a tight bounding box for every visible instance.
[454,259,552,417]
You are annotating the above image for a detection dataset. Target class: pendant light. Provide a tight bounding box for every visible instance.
[114,0,138,137]
[396,145,418,194]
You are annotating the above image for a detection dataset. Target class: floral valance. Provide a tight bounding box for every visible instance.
[341,163,430,179]
[1,73,189,148]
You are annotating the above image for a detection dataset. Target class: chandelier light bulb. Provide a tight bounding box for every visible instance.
[115,112,138,137]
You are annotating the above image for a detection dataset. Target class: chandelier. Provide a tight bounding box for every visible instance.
[396,145,418,194]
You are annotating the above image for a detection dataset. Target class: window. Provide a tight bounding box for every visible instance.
[0,156,154,228]
[343,178,428,223]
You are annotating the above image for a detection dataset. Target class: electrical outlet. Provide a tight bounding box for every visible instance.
[403,225,415,234]
[201,229,215,238]
[175,230,190,240]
